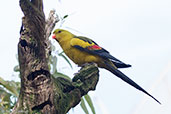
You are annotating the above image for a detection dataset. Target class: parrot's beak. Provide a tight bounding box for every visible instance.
[52,34,56,39]
[52,34,59,42]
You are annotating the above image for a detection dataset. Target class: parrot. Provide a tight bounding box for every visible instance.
[52,29,161,104]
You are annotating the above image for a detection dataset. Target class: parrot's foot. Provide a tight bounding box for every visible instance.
[79,63,97,71]
[79,63,97,68]
[74,63,97,76]
[73,62,99,83]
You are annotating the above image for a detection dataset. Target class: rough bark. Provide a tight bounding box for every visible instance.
[11,0,99,114]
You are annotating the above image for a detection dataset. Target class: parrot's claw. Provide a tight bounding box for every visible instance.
[73,72,79,76]
[79,63,90,67]
[74,63,97,76]
[79,63,97,68]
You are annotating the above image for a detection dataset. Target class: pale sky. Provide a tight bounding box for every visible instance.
[0,0,171,114]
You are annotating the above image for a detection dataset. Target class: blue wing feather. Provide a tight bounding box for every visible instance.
[73,37,131,68]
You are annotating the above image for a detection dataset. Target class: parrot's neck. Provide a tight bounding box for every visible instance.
[58,36,72,50]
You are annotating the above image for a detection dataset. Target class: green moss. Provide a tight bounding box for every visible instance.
[32,109,41,114]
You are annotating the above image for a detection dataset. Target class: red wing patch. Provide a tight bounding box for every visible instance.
[88,45,102,50]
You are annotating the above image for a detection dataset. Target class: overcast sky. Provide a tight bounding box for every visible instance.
[0,0,171,114]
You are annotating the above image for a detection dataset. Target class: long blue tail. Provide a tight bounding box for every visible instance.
[105,61,161,104]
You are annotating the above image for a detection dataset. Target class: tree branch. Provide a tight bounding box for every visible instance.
[52,63,99,114]
[45,10,59,59]
[20,0,45,50]
[12,1,99,114]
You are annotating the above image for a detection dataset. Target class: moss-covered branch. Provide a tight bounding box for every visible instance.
[53,64,99,114]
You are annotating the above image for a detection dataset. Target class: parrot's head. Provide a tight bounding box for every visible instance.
[52,29,73,42]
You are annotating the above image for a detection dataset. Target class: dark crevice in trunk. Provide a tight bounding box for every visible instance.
[27,69,50,81]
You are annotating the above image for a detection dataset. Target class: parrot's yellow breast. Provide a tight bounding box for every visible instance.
[59,38,101,66]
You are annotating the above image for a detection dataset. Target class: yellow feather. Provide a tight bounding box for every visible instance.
[70,38,95,48]
[53,29,101,66]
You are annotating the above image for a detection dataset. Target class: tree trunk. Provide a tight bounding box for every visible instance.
[11,0,99,114]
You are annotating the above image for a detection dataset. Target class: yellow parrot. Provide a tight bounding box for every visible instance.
[52,29,161,104]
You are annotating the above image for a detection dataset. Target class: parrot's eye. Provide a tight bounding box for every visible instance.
[58,30,62,33]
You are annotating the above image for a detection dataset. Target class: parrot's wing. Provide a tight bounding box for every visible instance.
[71,36,131,68]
